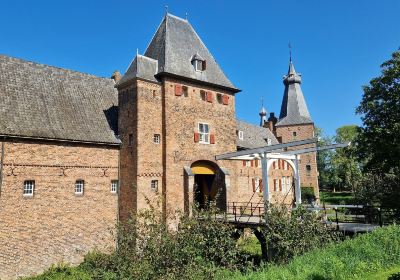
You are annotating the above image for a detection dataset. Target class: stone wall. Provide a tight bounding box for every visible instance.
[0,139,119,279]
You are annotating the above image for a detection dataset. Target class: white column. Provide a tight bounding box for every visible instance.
[294,154,302,205]
[261,153,270,204]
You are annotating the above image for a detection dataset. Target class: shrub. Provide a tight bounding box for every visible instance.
[301,186,316,203]
[263,204,340,264]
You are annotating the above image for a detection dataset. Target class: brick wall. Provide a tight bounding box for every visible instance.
[0,139,119,279]
[275,124,319,200]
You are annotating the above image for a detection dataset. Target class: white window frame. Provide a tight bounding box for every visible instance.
[198,123,210,144]
[267,138,272,146]
[23,180,35,197]
[282,177,286,192]
[153,134,160,144]
[255,178,261,193]
[75,180,84,195]
[193,60,203,71]
[111,180,118,194]
[238,130,244,140]
[245,160,251,167]
[151,180,158,192]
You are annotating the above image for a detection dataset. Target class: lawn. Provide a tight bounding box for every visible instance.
[320,191,355,205]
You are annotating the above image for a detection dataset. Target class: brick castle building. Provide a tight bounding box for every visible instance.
[0,13,318,279]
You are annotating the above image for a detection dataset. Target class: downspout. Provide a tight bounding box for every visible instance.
[116,142,121,250]
[0,137,5,198]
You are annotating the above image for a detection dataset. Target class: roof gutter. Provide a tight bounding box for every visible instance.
[0,134,121,147]
[155,72,241,94]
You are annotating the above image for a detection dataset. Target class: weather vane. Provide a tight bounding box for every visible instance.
[288,42,292,62]
[165,5,168,14]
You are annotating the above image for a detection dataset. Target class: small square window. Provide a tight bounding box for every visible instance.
[217,93,222,104]
[111,180,118,193]
[238,130,244,140]
[23,180,35,197]
[200,90,206,101]
[292,131,297,137]
[128,133,133,147]
[245,160,250,167]
[267,138,272,146]
[153,134,160,144]
[306,165,311,172]
[75,180,84,195]
[151,180,158,192]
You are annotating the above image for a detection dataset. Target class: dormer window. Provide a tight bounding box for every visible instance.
[238,130,244,140]
[191,53,206,72]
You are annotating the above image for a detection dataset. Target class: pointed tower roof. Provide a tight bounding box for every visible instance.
[276,60,312,126]
[128,13,238,92]
[116,54,158,87]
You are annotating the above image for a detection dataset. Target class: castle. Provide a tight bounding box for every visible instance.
[0,13,318,279]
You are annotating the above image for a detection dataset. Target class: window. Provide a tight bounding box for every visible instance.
[306,165,311,173]
[292,131,297,138]
[193,60,203,71]
[282,177,286,192]
[182,86,188,97]
[200,90,206,101]
[267,138,272,146]
[217,93,222,103]
[151,180,158,192]
[274,179,278,192]
[111,180,118,193]
[75,180,84,195]
[128,133,133,147]
[198,123,210,144]
[23,180,35,197]
[238,130,244,140]
[255,178,261,193]
[245,160,250,167]
[153,134,160,144]
[286,177,291,190]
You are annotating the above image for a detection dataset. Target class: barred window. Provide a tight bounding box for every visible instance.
[23,180,35,197]
[111,180,118,193]
[153,134,160,144]
[75,180,84,195]
[151,180,158,192]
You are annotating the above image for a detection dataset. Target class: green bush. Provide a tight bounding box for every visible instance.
[301,186,316,203]
[263,204,340,264]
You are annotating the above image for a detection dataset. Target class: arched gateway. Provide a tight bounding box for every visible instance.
[185,161,227,212]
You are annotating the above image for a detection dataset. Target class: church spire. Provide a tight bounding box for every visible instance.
[277,57,312,126]
[259,97,268,126]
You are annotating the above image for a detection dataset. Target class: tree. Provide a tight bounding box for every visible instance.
[356,50,400,176]
[330,125,362,192]
[315,127,336,190]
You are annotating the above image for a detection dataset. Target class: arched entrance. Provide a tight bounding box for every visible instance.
[191,161,225,210]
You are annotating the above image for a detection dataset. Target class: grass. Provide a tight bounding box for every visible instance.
[223,225,400,280]
[364,266,400,280]
[320,191,355,205]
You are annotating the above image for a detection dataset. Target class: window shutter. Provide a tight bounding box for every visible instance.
[175,84,182,96]
[273,161,276,169]
[202,60,207,70]
[278,160,281,169]
[222,94,229,105]
[250,160,254,167]
[259,179,263,192]
[252,178,256,192]
[194,132,200,142]
[279,179,282,191]
[210,134,215,144]
[273,179,277,191]
[206,91,213,102]
[255,160,258,168]
[242,160,246,167]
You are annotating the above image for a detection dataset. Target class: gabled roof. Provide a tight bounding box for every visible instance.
[277,60,313,126]
[236,120,279,149]
[0,55,120,145]
[131,13,238,91]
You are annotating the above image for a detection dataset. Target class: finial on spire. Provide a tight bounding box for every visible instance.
[165,5,168,15]
[288,42,292,63]
[136,48,139,56]
[185,12,188,20]
[261,96,264,108]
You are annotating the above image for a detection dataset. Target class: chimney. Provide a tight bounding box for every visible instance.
[268,112,277,135]
[111,70,122,83]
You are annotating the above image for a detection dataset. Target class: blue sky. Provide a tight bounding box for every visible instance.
[1,0,399,136]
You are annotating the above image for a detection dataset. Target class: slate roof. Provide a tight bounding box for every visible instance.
[277,60,313,126]
[117,55,158,87]
[236,120,279,149]
[0,55,120,145]
[119,13,238,92]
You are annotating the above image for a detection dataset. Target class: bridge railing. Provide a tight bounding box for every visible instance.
[226,202,264,222]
